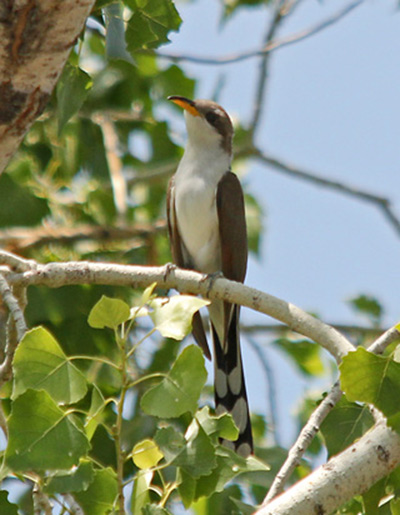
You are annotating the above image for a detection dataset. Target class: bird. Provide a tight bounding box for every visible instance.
[166,95,253,457]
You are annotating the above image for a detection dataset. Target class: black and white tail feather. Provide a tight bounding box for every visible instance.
[212,306,253,457]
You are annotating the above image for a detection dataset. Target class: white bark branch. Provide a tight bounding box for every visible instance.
[0,254,354,361]
[368,326,400,355]
[257,421,400,514]
[0,274,27,382]
[264,381,343,503]
[0,0,96,174]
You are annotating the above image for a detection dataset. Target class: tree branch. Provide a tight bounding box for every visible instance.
[0,274,27,383]
[368,325,400,355]
[254,149,400,238]
[94,113,128,220]
[0,254,354,361]
[156,1,364,66]
[250,0,289,133]
[259,326,400,505]
[246,335,281,446]
[0,0,96,175]
[263,382,342,503]
[241,322,387,339]
[0,222,166,252]
[257,421,400,514]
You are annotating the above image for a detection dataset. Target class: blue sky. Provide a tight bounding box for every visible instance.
[167,0,400,444]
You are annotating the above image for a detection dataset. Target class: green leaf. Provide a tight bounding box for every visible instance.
[104,3,134,63]
[155,65,195,100]
[0,491,18,515]
[85,385,106,441]
[273,338,324,376]
[149,295,210,340]
[194,446,268,500]
[177,468,196,509]
[131,470,153,514]
[174,420,216,478]
[340,348,400,421]
[391,497,400,515]
[6,389,90,471]
[12,326,87,404]
[0,173,49,228]
[88,295,131,329]
[348,294,383,324]
[230,496,255,515]
[320,395,374,457]
[362,477,387,515]
[92,0,116,11]
[126,10,157,52]
[141,345,207,417]
[142,505,172,515]
[73,468,118,515]
[222,0,271,20]
[132,439,164,469]
[154,426,186,462]
[44,460,95,494]
[193,485,247,514]
[57,63,93,134]
[125,0,181,52]
[130,282,157,319]
[196,406,239,441]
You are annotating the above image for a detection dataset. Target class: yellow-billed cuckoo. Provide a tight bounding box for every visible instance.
[166,96,253,457]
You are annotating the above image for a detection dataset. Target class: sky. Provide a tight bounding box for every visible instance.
[166,0,400,445]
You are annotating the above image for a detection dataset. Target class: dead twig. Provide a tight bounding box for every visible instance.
[155,1,364,66]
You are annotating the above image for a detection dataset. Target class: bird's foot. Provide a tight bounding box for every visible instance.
[162,262,177,282]
[201,271,224,297]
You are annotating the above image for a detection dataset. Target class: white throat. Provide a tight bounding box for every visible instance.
[173,112,231,274]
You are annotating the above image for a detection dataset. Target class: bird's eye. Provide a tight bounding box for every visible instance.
[205,111,219,125]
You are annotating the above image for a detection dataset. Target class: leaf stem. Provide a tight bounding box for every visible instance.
[114,336,129,513]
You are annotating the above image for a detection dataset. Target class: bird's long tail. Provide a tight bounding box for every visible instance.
[212,306,253,457]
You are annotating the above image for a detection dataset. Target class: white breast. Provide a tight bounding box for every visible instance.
[174,137,230,274]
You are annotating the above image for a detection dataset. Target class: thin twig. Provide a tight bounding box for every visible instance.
[246,335,280,446]
[367,326,400,355]
[261,325,400,503]
[156,1,364,66]
[241,322,386,339]
[263,381,342,504]
[0,250,37,272]
[0,275,27,342]
[250,0,289,132]
[0,222,166,252]
[33,482,53,515]
[254,150,400,238]
[0,274,28,383]
[95,114,128,220]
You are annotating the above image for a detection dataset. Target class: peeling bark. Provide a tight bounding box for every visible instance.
[258,422,400,515]
[0,0,96,173]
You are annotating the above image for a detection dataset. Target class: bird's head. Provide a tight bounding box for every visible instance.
[168,96,233,155]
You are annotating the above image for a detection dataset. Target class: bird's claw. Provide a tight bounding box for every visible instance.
[162,262,177,282]
[202,271,224,297]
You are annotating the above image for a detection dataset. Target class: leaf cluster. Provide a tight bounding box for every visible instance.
[1,289,267,513]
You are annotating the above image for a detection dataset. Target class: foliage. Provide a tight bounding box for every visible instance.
[1,292,267,512]
[0,0,399,513]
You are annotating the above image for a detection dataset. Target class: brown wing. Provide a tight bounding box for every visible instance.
[216,171,248,341]
[166,175,185,267]
[214,172,253,455]
[216,171,248,284]
[166,176,211,360]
